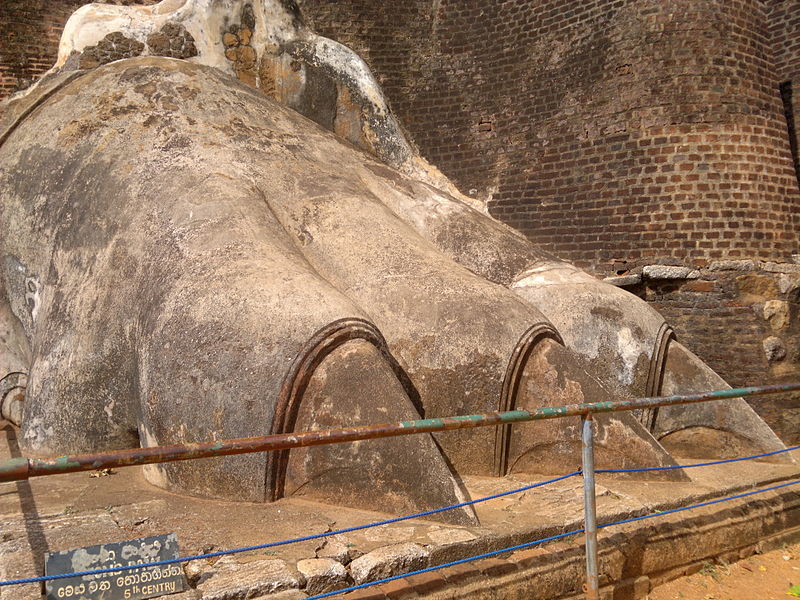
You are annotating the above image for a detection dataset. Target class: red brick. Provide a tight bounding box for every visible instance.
[476,558,518,577]
[343,586,388,600]
[376,579,416,599]
[508,547,549,569]
[404,572,448,595]
[440,562,480,585]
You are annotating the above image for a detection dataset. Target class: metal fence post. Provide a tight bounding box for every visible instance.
[581,413,599,600]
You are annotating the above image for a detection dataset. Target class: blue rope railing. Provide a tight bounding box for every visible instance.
[0,471,582,586]
[304,477,800,600]
[0,445,797,590]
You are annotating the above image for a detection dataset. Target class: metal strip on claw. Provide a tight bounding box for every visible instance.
[0,371,26,426]
[266,317,413,501]
[494,322,563,477]
[639,323,676,432]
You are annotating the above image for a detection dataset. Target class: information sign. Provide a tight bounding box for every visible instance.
[44,533,187,600]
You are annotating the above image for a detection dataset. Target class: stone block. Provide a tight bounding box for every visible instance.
[297,558,351,595]
[761,262,800,274]
[602,274,642,286]
[707,260,757,272]
[349,543,429,585]
[736,274,779,298]
[763,300,789,330]
[763,336,787,362]
[197,557,303,600]
[643,265,695,280]
[316,538,356,564]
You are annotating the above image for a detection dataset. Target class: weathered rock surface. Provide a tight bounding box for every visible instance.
[643,265,699,280]
[0,57,684,508]
[197,557,303,600]
[349,542,429,584]
[316,538,357,564]
[602,273,642,286]
[708,260,758,272]
[763,336,787,362]
[763,300,789,330]
[297,558,350,594]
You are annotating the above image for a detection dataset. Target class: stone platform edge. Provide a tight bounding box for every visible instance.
[334,484,800,600]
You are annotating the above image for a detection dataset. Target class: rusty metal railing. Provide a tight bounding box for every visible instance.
[2,383,798,482]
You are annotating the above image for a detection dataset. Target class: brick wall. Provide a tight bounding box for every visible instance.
[766,0,800,183]
[300,0,799,273]
[767,0,800,82]
[0,0,159,98]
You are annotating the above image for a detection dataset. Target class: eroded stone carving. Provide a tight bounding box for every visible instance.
[47,0,453,190]
[76,31,146,69]
[0,1,791,522]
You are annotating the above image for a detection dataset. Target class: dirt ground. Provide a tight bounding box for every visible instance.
[648,542,800,600]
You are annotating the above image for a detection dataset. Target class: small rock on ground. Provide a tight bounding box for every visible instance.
[316,537,358,564]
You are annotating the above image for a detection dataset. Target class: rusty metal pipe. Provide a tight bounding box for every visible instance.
[581,414,599,600]
[1,383,798,483]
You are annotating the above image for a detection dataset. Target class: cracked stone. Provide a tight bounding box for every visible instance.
[147,22,198,59]
[297,558,351,595]
[349,542,429,584]
[316,538,356,564]
[197,557,303,600]
[79,31,144,69]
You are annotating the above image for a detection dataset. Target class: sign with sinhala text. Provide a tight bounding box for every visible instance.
[44,533,187,600]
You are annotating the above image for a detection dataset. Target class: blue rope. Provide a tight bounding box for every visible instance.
[304,528,587,600]
[1,444,797,589]
[302,477,800,600]
[0,471,581,587]
[596,445,800,473]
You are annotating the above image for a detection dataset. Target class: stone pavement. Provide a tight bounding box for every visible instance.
[1,421,798,600]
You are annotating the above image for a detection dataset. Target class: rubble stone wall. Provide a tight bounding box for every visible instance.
[610,260,800,444]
